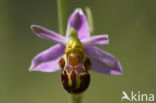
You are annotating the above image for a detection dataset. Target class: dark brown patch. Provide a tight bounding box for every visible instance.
[58,57,65,70]
[71,73,90,94]
[78,73,90,93]
[61,70,69,91]
[70,70,77,89]
[61,69,90,94]
[84,57,92,71]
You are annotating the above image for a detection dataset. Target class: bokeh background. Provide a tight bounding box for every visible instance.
[1,0,156,103]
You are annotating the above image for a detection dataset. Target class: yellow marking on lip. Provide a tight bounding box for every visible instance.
[76,76,81,89]
[65,69,72,87]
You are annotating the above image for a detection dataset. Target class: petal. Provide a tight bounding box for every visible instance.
[66,8,90,40]
[85,47,123,75]
[29,44,65,72]
[81,34,109,47]
[31,25,67,45]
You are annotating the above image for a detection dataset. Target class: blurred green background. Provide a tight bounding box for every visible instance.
[1,0,156,103]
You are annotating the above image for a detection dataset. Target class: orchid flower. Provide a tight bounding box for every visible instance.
[29,8,123,94]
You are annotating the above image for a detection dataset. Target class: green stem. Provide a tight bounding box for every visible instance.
[68,94,82,103]
[57,0,67,35]
[85,7,94,35]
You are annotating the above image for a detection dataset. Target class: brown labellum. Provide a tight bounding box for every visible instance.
[58,52,91,94]
[61,69,90,94]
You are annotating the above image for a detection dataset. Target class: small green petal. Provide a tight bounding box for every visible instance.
[66,28,84,54]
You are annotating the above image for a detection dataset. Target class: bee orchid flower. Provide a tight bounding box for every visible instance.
[29,8,123,94]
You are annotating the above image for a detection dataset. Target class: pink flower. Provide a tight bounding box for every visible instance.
[29,8,123,94]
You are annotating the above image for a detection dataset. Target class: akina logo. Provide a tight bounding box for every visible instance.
[121,91,154,102]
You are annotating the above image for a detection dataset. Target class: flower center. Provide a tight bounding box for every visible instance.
[58,28,92,94]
